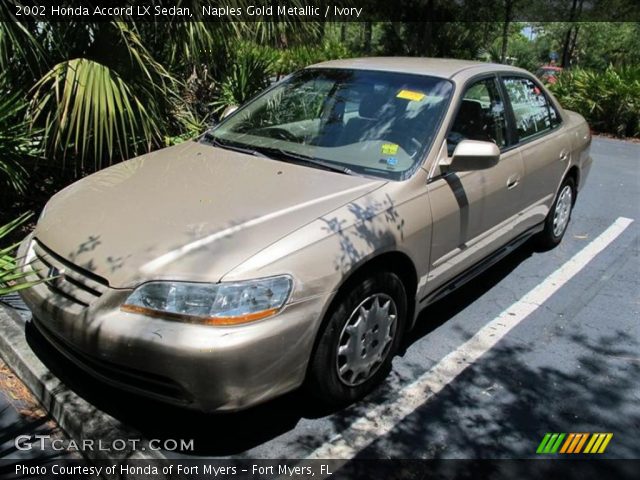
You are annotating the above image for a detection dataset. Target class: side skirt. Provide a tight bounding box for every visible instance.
[418,223,544,309]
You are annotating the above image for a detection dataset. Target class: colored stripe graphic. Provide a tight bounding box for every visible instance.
[584,433,614,454]
[549,433,566,453]
[584,434,599,453]
[536,433,552,453]
[589,433,606,453]
[574,433,589,453]
[537,433,566,454]
[559,433,575,453]
[598,433,613,453]
[567,434,581,453]
[538,433,613,454]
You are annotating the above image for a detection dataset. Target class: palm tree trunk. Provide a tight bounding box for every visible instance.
[561,0,579,67]
[500,0,514,63]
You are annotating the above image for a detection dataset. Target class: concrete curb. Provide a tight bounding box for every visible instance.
[0,303,165,470]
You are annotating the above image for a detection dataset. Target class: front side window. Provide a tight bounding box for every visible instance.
[502,77,558,142]
[207,69,454,180]
[447,77,508,155]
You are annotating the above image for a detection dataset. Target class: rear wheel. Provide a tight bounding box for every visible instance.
[538,176,575,249]
[307,271,407,406]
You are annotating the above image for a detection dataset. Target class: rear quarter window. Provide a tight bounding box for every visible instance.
[502,77,560,142]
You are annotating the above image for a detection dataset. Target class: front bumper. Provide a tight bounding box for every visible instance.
[18,236,331,412]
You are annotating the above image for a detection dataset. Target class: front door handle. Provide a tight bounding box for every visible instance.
[507,174,521,190]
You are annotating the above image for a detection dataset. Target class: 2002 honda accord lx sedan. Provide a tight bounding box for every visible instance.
[19,58,592,411]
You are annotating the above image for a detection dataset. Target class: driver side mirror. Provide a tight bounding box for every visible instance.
[221,105,239,119]
[446,140,500,172]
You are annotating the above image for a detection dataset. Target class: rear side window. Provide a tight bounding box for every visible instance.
[502,77,560,142]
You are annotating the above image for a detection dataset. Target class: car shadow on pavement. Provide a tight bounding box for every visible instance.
[351,330,640,460]
[23,238,574,458]
[405,240,536,350]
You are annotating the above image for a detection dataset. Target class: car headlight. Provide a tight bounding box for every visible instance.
[121,276,292,326]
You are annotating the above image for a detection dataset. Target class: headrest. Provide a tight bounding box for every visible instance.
[457,100,483,120]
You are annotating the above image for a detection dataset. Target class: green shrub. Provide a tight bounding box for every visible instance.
[0,213,39,295]
[212,42,276,112]
[211,39,353,115]
[274,39,351,77]
[550,66,640,138]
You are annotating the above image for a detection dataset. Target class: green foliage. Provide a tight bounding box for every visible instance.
[378,22,498,59]
[0,6,636,193]
[274,39,351,75]
[534,22,640,70]
[0,3,43,80]
[0,213,40,295]
[211,38,351,114]
[0,76,40,194]
[31,57,165,170]
[0,2,321,175]
[478,27,539,71]
[550,66,640,137]
[26,22,178,171]
[214,43,276,110]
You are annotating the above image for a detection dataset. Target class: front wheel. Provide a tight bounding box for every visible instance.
[306,271,407,406]
[538,176,575,249]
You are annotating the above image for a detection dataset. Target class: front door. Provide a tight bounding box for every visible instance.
[426,76,525,290]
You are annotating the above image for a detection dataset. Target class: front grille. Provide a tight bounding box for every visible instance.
[29,239,109,307]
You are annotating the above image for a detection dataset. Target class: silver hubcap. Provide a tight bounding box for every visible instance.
[553,185,573,237]
[336,294,398,387]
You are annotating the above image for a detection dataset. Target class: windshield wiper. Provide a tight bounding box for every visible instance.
[256,147,354,175]
[201,132,269,158]
[202,133,353,175]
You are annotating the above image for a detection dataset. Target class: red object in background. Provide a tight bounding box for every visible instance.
[536,65,563,84]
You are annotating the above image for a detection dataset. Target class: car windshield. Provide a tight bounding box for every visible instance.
[538,68,559,76]
[205,68,453,180]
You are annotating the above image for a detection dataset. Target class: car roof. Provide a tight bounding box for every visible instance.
[307,57,528,80]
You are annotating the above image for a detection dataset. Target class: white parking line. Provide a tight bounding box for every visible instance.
[307,216,634,461]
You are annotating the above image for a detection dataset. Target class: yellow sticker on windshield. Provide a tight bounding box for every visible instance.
[381,143,399,155]
[397,89,426,101]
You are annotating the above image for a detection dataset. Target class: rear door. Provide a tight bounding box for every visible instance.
[500,76,570,231]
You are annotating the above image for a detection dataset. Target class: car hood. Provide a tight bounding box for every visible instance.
[34,141,385,288]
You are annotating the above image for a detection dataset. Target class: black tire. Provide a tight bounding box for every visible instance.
[306,271,407,407]
[538,176,576,249]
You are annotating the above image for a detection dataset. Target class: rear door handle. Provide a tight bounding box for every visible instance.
[507,174,521,190]
[559,150,569,161]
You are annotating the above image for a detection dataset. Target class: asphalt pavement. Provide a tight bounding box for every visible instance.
[1,137,638,464]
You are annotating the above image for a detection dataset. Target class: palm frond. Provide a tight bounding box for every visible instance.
[0,2,43,72]
[0,75,39,193]
[30,58,163,170]
[113,21,175,87]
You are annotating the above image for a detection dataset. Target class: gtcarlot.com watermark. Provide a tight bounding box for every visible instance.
[15,434,194,452]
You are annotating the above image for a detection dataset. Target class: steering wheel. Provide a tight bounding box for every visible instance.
[266,128,299,143]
